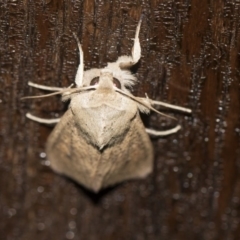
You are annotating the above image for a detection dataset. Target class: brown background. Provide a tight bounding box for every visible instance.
[1,0,240,239]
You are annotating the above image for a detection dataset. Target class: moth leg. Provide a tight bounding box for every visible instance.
[137,97,192,113]
[28,81,64,91]
[150,100,192,113]
[26,113,60,125]
[146,125,181,136]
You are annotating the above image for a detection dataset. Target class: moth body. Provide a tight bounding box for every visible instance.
[25,18,192,192]
[46,66,153,192]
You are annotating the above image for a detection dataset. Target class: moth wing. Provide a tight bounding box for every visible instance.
[46,110,153,192]
[100,113,153,189]
[46,109,102,190]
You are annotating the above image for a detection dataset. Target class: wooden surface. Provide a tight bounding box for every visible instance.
[1,0,240,239]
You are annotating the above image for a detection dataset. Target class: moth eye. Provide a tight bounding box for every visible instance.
[113,78,121,89]
[90,77,100,86]
[90,76,121,88]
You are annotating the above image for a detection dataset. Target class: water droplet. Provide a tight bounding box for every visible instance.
[41,160,51,166]
[187,172,193,178]
[37,186,44,193]
[214,191,220,198]
[37,222,45,231]
[45,160,51,166]
[70,208,77,215]
[69,221,76,229]
[8,208,17,217]
[172,193,180,200]
[66,231,75,239]
[172,139,178,144]
[173,166,179,172]
[39,152,46,158]
[233,197,239,203]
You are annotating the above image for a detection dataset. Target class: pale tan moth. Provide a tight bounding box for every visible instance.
[24,18,191,192]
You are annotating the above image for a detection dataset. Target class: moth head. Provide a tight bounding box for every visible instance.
[90,69,122,89]
[69,18,150,113]
[80,69,121,90]
[80,67,136,93]
[74,18,142,92]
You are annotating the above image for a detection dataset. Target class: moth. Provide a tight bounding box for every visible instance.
[24,18,191,193]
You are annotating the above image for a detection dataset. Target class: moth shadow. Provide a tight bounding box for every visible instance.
[67,177,120,204]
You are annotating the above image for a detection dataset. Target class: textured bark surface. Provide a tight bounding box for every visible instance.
[1,0,240,240]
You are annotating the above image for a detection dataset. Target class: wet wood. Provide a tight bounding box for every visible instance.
[1,0,240,239]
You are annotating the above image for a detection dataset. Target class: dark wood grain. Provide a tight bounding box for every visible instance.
[1,0,240,239]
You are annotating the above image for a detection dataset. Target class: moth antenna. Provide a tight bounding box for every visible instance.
[118,17,142,68]
[114,88,176,120]
[21,86,97,100]
[73,33,84,87]
[132,15,142,64]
